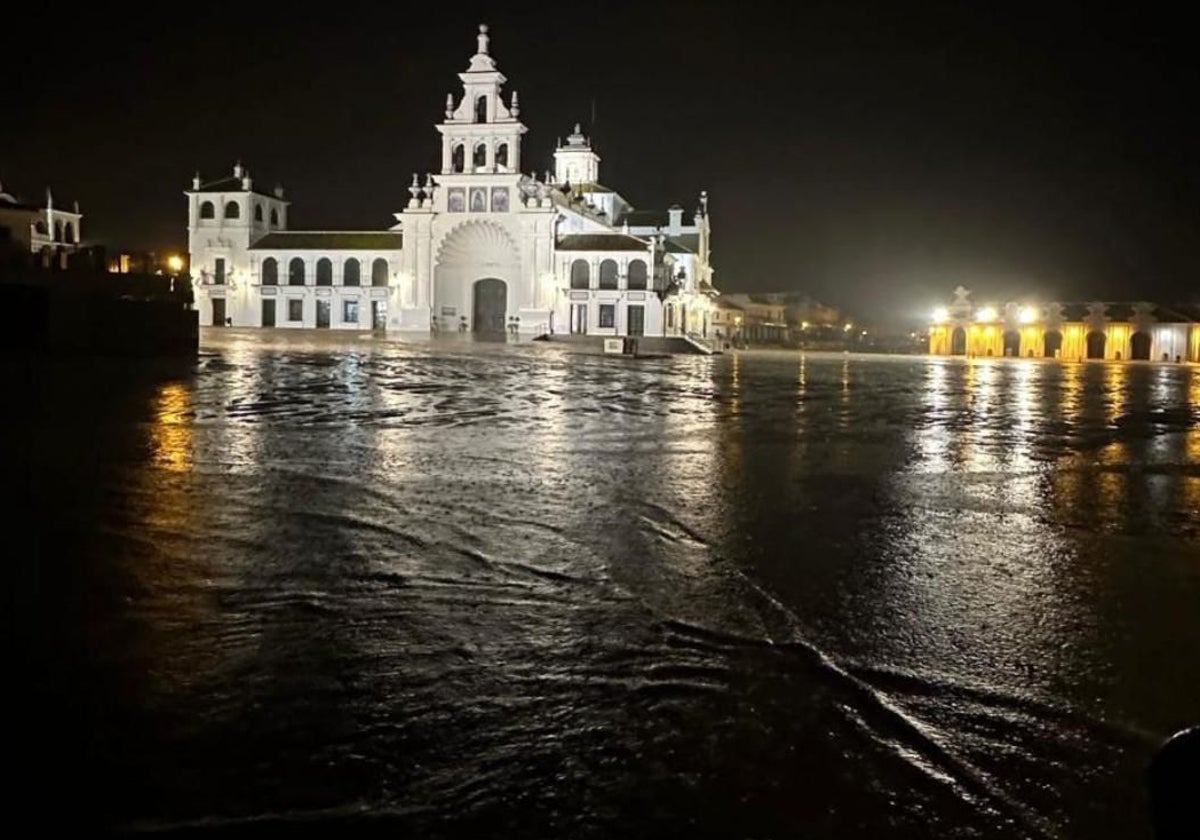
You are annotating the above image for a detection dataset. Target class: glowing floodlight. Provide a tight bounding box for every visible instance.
[975,306,998,323]
[931,306,949,323]
[1018,306,1038,324]
[166,255,184,273]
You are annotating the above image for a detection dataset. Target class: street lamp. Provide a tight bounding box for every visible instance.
[975,306,998,323]
[931,306,949,323]
[166,255,184,273]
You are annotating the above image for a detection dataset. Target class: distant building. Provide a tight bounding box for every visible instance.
[0,182,82,265]
[187,25,717,341]
[928,286,1200,363]
[710,292,841,347]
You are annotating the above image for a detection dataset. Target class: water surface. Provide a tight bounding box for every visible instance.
[8,330,1199,837]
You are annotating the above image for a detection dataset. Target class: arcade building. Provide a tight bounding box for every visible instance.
[187,25,717,345]
[928,287,1200,363]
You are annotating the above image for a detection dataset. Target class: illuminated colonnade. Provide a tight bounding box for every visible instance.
[928,291,1200,362]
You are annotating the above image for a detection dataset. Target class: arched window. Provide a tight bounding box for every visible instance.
[452,144,465,173]
[288,257,305,286]
[627,259,647,290]
[316,257,332,286]
[473,143,487,169]
[261,257,278,285]
[35,220,47,235]
[269,208,279,227]
[343,258,360,286]
[54,221,63,242]
[570,259,590,290]
[496,142,509,169]
[371,258,389,287]
[199,201,215,219]
[254,204,263,222]
[224,200,240,219]
[63,222,75,243]
[474,95,487,123]
[599,259,618,289]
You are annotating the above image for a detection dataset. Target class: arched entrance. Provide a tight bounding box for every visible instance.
[950,326,967,355]
[1086,330,1106,359]
[433,221,520,335]
[1044,330,1062,358]
[1003,329,1021,357]
[1130,331,1151,360]
[473,278,507,335]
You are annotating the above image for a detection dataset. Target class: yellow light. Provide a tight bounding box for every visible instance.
[931,306,949,323]
[975,306,998,323]
[801,321,810,330]
[844,322,853,332]
[166,255,184,273]
[1018,306,1038,324]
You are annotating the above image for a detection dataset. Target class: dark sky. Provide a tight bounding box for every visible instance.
[6,1,1198,323]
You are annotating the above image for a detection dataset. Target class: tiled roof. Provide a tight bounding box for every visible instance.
[615,209,669,227]
[556,234,650,252]
[250,231,404,250]
[662,235,700,254]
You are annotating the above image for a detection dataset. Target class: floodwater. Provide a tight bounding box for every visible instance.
[7,329,1200,837]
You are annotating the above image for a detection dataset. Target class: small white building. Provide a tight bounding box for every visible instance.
[0,182,83,264]
[188,25,718,342]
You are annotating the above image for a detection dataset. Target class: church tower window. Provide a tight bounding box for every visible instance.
[224,200,240,219]
[452,144,465,173]
[254,204,263,222]
[570,259,590,290]
[473,143,487,169]
[270,208,279,227]
[474,95,487,123]
[496,142,509,169]
[200,201,215,219]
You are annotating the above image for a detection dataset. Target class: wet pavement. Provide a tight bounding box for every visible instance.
[7,329,1200,837]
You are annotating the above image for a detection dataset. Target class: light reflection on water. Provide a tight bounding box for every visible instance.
[9,333,1199,838]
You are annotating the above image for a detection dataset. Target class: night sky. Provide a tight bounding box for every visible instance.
[6,2,1198,323]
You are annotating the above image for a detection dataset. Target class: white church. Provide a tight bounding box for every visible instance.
[187,25,717,347]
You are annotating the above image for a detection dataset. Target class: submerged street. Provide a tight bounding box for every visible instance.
[9,330,1200,837]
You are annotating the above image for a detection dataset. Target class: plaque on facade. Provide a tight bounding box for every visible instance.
[469,188,487,212]
[491,187,509,213]
[441,306,457,317]
[569,291,589,301]
[447,188,466,213]
[627,291,645,301]
[261,286,277,296]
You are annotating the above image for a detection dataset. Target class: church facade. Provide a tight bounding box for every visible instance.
[187,26,717,344]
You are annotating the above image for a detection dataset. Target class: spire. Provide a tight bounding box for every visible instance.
[46,187,53,209]
[192,171,201,189]
[477,24,489,55]
[445,93,454,118]
[510,90,519,116]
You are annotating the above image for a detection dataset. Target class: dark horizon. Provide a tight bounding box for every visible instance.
[5,1,1198,323]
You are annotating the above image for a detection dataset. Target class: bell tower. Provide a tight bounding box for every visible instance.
[553,124,601,186]
[437,25,526,175]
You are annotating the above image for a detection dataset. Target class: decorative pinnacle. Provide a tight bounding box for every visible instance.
[445,93,454,118]
[477,24,489,55]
